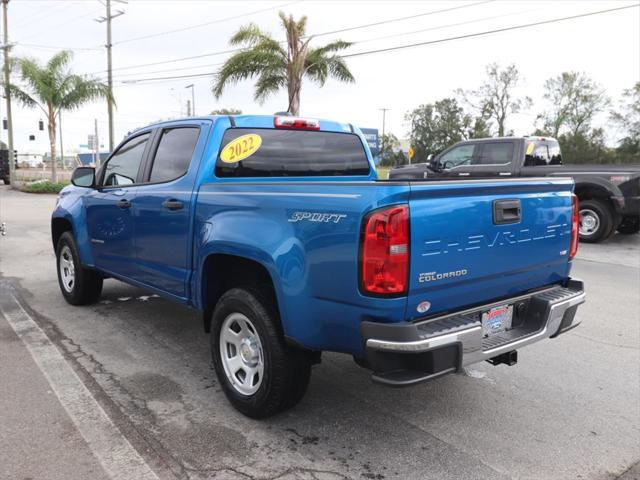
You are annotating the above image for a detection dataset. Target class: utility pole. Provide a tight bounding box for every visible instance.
[96,0,125,153]
[186,99,191,117]
[185,84,195,116]
[379,108,390,137]
[2,0,15,184]
[58,111,64,170]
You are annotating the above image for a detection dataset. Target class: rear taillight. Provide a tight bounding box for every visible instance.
[570,194,579,259]
[274,116,320,130]
[361,205,409,296]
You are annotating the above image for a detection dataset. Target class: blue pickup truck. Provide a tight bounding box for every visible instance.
[52,115,585,418]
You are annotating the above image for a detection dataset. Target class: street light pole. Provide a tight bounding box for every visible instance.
[2,0,15,184]
[379,108,390,137]
[185,84,195,116]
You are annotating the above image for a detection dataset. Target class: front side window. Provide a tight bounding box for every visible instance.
[102,133,150,186]
[215,128,370,177]
[475,142,514,165]
[439,144,476,169]
[149,127,200,183]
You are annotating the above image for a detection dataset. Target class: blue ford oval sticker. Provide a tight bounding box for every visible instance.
[417,301,431,314]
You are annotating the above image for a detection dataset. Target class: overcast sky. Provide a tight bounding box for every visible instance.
[3,0,639,155]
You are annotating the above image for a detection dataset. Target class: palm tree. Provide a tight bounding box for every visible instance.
[213,12,354,115]
[9,51,111,183]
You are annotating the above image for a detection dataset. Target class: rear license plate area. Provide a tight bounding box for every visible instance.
[482,304,513,338]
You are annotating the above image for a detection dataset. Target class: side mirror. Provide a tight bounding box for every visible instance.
[429,154,440,171]
[71,167,96,188]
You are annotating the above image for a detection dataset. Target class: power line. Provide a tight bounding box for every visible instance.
[308,0,494,39]
[81,0,493,75]
[342,3,640,59]
[114,1,298,45]
[101,4,520,81]
[107,3,640,86]
[16,42,103,51]
[352,7,538,46]
[89,46,241,75]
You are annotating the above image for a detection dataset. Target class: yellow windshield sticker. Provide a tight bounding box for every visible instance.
[526,142,535,155]
[220,134,262,163]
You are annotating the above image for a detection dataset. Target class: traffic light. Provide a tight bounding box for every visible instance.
[2,118,6,130]
[39,119,44,131]
[13,150,17,168]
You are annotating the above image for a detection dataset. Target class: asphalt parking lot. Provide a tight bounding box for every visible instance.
[1,185,639,480]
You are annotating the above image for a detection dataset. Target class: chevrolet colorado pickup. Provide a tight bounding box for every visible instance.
[52,115,585,418]
[390,136,640,243]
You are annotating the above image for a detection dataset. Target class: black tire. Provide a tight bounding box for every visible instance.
[56,231,103,305]
[617,215,640,235]
[578,199,614,243]
[210,287,311,419]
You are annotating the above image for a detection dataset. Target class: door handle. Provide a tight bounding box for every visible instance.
[162,199,183,211]
[117,199,131,209]
[493,199,521,225]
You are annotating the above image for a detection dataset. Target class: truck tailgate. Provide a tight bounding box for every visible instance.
[407,178,574,321]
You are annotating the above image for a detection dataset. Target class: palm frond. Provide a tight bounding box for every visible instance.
[47,50,73,74]
[310,40,352,56]
[305,41,354,87]
[7,83,40,109]
[230,23,280,50]
[254,72,287,103]
[58,75,111,111]
[212,48,286,98]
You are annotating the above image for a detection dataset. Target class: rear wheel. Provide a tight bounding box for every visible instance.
[56,232,103,305]
[617,215,640,235]
[579,199,614,243]
[210,287,311,418]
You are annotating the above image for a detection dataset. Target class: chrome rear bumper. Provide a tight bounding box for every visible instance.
[361,279,585,386]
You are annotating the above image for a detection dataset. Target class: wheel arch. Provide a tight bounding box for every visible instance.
[51,216,74,250]
[574,179,623,214]
[200,253,282,334]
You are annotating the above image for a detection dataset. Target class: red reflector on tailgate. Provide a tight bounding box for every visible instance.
[361,205,409,296]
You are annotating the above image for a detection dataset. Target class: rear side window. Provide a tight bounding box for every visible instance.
[525,140,562,166]
[215,128,370,177]
[102,133,150,186]
[149,127,200,183]
[475,142,513,165]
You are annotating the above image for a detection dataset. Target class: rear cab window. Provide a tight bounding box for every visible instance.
[525,139,563,166]
[148,127,200,183]
[215,128,371,177]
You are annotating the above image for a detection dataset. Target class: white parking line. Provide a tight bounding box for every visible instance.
[0,293,159,480]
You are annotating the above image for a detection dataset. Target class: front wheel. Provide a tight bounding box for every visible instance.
[579,199,614,243]
[56,232,103,305]
[211,287,311,418]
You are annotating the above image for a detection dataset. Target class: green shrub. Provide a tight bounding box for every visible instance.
[20,181,69,194]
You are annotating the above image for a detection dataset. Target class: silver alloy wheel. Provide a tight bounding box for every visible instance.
[579,208,600,237]
[59,245,76,293]
[219,312,264,396]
